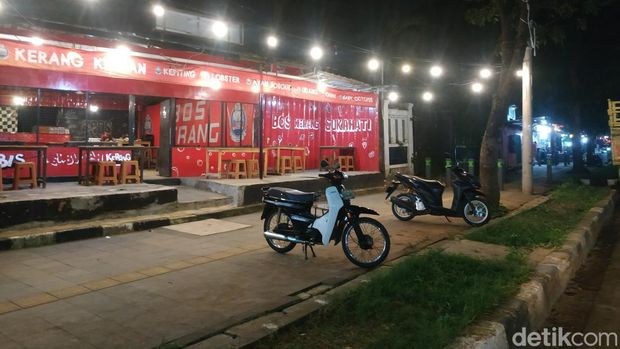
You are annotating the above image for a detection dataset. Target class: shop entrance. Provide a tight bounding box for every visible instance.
[383,102,414,175]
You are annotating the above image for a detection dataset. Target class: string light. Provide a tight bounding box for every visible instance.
[367,58,380,71]
[152,4,165,17]
[422,91,434,102]
[387,91,399,102]
[309,46,324,61]
[430,65,443,78]
[401,63,412,74]
[212,21,228,38]
[471,82,484,93]
[479,68,492,79]
[266,35,278,48]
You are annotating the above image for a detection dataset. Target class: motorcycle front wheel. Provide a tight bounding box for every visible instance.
[462,198,491,227]
[391,193,416,221]
[342,217,390,268]
[264,211,297,253]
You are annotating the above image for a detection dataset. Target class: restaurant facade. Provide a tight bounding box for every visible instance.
[0,29,379,180]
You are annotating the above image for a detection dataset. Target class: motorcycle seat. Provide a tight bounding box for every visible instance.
[265,187,319,204]
[410,175,445,187]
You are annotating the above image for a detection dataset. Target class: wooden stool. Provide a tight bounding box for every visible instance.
[119,160,141,184]
[338,156,355,171]
[246,159,260,178]
[279,156,293,175]
[229,159,247,179]
[13,162,37,190]
[94,161,118,185]
[293,156,304,173]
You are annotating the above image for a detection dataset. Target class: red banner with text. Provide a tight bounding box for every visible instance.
[0,38,377,107]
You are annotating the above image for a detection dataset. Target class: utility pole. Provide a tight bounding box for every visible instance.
[521,46,533,194]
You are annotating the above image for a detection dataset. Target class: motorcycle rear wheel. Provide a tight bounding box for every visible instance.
[342,217,390,268]
[264,211,297,253]
[391,193,416,221]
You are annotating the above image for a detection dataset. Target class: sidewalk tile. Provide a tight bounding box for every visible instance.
[12,292,58,308]
[81,278,121,291]
[138,266,171,276]
[164,260,194,270]
[0,302,19,315]
[49,285,90,299]
[184,256,212,265]
[110,271,149,283]
[208,248,247,260]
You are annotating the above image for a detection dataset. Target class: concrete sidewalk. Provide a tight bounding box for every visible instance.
[0,189,538,349]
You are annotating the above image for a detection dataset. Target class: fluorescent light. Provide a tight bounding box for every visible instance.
[153,4,165,17]
[89,105,100,113]
[309,46,324,61]
[12,96,26,106]
[266,35,278,48]
[30,37,44,46]
[387,91,399,102]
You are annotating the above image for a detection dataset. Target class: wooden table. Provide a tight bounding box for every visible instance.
[319,146,355,166]
[208,147,268,178]
[266,147,306,174]
[0,145,48,188]
[78,146,146,185]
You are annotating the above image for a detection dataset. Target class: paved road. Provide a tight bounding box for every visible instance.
[0,189,536,349]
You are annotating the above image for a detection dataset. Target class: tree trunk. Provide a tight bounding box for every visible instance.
[479,0,528,208]
[571,102,587,174]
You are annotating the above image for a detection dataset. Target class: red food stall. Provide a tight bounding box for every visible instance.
[0,30,379,179]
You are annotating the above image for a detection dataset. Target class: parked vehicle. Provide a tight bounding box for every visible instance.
[261,169,390,268]
[385,165,490,226]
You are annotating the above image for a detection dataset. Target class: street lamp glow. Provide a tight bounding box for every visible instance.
[367,57,380,71]
[317,80,328,93]
[309,46,324,61]
[89,105,100,113]
[266,35,278,48]
[422,91,434,102]
[387,91,399,102]
[30,37,44,46]
[152,4,165,17]
[401,63,412,74]
[516,69,524,78]
[479,68,492,79]
[430,65,443,78]
[212,21,228,38]
[471,82,484,93]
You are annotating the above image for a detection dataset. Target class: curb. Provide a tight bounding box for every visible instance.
[0,204,263,251]
[449,189,618,349]
[0,187,385,251]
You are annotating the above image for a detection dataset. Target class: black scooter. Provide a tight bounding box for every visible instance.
[385,165,490,226]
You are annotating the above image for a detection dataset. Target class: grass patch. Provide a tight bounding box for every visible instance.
[255,251,530,349]
[466,183,609,248]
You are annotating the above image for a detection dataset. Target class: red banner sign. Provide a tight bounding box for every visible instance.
[0,39,377,107]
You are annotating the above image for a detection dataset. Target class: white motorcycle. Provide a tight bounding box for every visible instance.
[261,169,390,268]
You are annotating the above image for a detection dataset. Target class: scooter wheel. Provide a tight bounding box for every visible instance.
[462,197,491,227]
[264,211,297,253]
[391,193,416,221]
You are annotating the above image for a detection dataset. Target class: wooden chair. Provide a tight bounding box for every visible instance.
[246,159,260,178]
[279,156,293,175]
[13,162,37,190]
[94,161,118,185]
[119,160,141,184]
[338,156,355,171]
[293,156,304,173]
[229,159,248,179]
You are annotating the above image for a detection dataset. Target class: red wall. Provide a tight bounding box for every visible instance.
[262,95,379,171]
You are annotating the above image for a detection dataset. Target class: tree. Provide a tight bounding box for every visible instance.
[466,0,529,208]
[466,0,606,207]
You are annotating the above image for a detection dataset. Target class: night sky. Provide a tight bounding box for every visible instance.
[2,0,619,135]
